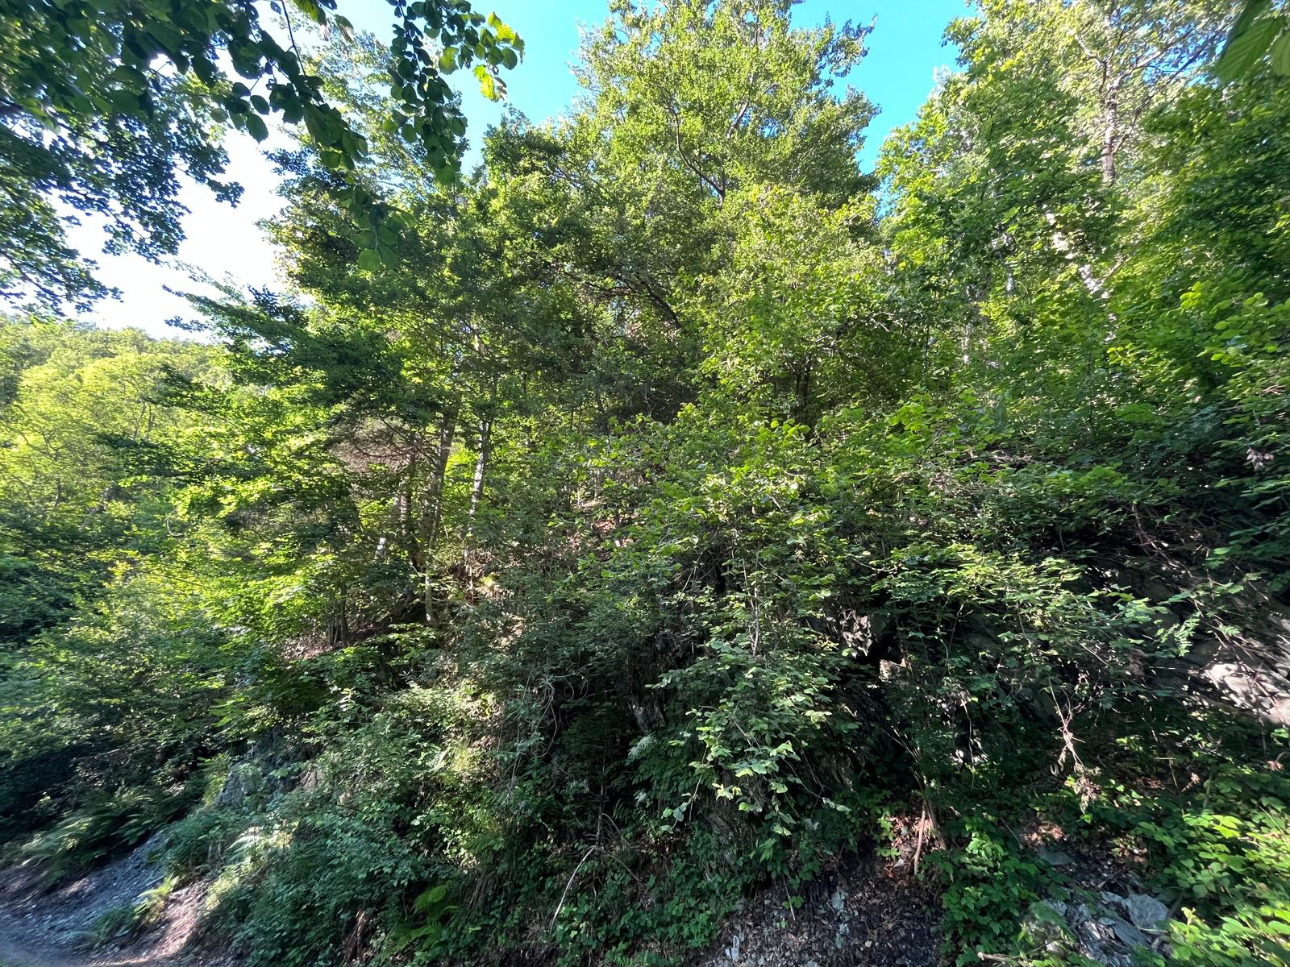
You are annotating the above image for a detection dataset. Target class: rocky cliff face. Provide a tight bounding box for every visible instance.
[1151,595,1290,729]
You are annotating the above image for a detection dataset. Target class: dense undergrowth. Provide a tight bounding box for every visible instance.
[3,2,1289,965]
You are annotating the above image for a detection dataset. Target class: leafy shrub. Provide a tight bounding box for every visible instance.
[20,783,196,883]
[927,816,1054,964]
[1078,767,1290,967]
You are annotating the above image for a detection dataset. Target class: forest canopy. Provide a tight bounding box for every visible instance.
[1,2,1288,966]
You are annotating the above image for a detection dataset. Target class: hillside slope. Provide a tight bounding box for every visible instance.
[2,2,1288,966]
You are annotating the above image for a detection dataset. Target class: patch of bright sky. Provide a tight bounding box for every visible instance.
[74,0,969,336]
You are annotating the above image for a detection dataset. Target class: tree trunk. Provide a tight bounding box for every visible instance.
[464,415,491,572]
[402,454,419,572]
[1101,78,1120,186]
[421,410,457,623]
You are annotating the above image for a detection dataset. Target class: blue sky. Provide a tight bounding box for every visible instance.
[76,0,969,335]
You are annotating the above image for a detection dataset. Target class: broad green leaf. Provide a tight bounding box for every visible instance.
[244,113,268,141]
[1216,8,1282,80]
[291,0,326,25]
[1271,30,1290,75]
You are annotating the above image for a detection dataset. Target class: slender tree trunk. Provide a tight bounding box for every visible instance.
[1101,78,1120,185]
[464,415,491,571]
[465,373,498,565]
[402,454,419,572]
[421,410,457,623]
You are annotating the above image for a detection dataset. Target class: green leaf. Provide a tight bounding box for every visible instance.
[107,88,145,115]
[357,249,381,272]
[291,0,326,25]
[1271,30,1290,75]
[413,884,450,913]
[1216,7,1282,81]
[244,113,268,142]
[1227,0,1274,46]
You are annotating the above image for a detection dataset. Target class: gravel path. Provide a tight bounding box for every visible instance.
[0,836,221,967]
[0,908,87,967]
